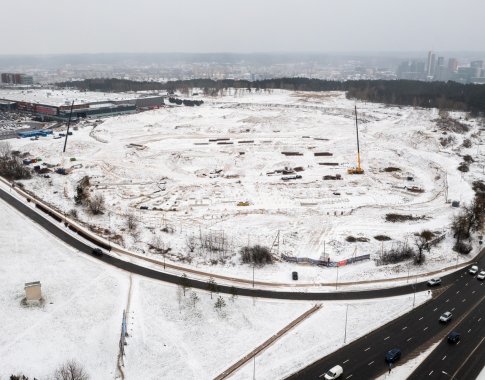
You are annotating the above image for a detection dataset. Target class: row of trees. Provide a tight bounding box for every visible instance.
[451,181,485,254]
[11,359,88,380]
[168,97,204,106]
[57,78,485,114]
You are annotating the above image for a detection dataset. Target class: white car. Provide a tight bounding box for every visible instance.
[324,365,343,380]
[440,311,452,323]
[469,265,479,275]
[477,271,485,280]
[427,278,442,286]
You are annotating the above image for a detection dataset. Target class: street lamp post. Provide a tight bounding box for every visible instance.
[252,262,255,288]
[412,275,418,308]
[344,304,349,343]
[336,264,339,290]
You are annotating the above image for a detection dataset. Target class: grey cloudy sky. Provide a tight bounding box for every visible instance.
[2,0,482,54]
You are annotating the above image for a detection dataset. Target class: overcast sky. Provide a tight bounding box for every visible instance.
[2,0,482,55]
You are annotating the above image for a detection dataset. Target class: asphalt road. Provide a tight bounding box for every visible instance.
[408,276,485,380]
[286,259,485,379]
[1,184,451,301]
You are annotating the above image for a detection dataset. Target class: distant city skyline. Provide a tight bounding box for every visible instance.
[1,0,483,55]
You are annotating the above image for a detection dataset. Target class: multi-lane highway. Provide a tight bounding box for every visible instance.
[409,277,485,380]
[286,262,485,379]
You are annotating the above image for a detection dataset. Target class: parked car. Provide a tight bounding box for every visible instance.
[92,248,103,256]
[427,278,442,286]
[447,332,460,344]
[323,365,343,380]
[292,271,298,281]
[477,271,485,280]
[440,311,452,323]
[385,348,401,363]
[469,265,479,275]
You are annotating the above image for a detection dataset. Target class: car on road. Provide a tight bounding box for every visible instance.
[447,331,460,344]
[323,365,343,380]
[477,271,485,280]
[292,271,298,281]
[469,265,478,275]
[92,248,103,256]
[427,278,442,286]
[440,311,452,323]
[385,348,401,363]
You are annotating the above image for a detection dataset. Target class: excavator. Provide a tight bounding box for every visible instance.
[347,105,364,175]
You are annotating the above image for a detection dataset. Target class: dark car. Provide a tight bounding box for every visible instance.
[92,248,103,256]
[447,332,460,344]
[292,271,298,281]
[385,348,401,363]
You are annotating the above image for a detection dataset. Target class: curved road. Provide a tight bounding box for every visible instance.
[0,184,481,301]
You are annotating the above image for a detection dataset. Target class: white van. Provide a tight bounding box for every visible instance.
[324,365,343,379]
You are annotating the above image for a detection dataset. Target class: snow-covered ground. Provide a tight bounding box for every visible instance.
[0,195,431,380]
[7,89,485,284]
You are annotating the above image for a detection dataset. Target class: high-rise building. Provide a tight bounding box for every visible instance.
[426,51,436,78]
[448,58,458,72]
[0,73,33,85]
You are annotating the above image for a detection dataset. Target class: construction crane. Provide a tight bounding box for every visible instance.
[347,105,364,175]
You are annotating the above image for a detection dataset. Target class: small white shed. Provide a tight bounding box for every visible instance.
[24,281,42,301]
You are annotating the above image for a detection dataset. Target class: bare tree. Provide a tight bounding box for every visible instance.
[414,230,434,264]
[126,212,138,231]
[185,235,196,253]
[88,193,105,215]
[0,141,11,159]
[214,296,227,317]
[189,291,200,307]
[54,359,89,380]
[149,234,165,253]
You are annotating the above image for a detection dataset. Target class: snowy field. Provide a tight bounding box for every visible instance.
[7,89,485,284]
[0,196,431,380]
[0,88,146,107]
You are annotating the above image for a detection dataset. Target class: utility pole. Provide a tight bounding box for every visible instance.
[253,355,256,380]
[62,101,74,153]
[252,261,255,288]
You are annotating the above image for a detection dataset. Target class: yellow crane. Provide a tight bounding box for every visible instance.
[347,105,364,175]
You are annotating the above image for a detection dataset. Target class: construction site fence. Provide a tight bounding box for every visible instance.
[281,254,371,267]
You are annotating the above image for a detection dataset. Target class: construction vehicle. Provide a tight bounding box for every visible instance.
[347,105,364,175]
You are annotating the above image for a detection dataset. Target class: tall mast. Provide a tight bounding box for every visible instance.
[355,105,361,172]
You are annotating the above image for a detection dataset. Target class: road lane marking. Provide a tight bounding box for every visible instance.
[442,355,446,361]
[462,298,466,302]
[456,290,460,294]
[473,290,476,294]
[407,337,413,342]
[424,326,428,331]
[368,361,374,366]
[478,318,482,322]
[402,326,407,331]
[419,317,424,320]
[445,299,449,303]
[364,347,371,351]
[384,336,390,341]
[451,308,455,311]
[433,307,438,311]
[343,359,350,364]
[346,375,353,379]
[468,329,472,333]
[453,336,485,377]
[429,370,433,375]
[466,282,469,286]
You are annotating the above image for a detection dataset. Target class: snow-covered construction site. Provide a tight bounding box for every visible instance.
[7,89,485,284]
